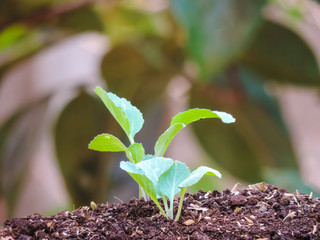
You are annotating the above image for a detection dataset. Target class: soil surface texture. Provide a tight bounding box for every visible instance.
[1,183,320,239]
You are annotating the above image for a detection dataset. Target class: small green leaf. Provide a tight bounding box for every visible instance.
[142,154,155,161]
[154,123,185,157]
[107,92,144,141]
[120,161,167,217]
[154,109,235,158]
[94,87,130,138]
[94,87,144,143]
[171,108,235,126]
[88,134,127,152]
[158,161,190,203]
[136,157,173,186]
[179,166,221,188]
[128,143,145,163]
[120,160,144,174]
[158,161,190,218]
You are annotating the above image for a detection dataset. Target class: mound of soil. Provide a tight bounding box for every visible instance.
[1,183,319,239]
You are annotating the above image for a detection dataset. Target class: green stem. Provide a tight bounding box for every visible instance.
[139,186,142,199]
[125,150,134,163]
[175,187,186,222]
[169,198,174,219]
[162,194,169,213]
[139,186,148,201]
[143,190,148,201]
[152,198,167,218]
[129,136,134,145]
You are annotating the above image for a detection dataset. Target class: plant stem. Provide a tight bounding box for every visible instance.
[153,199,167,218]
[125,150,134,163]
[139,186,142,199]
[129,136,134,145]
[175,188,186,221]
[138,186,148,201]
[162,194,169,213]
[169,199,174,219]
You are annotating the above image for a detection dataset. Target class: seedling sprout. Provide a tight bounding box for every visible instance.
[89,86,235,221]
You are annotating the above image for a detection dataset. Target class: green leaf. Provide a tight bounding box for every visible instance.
[59,7,104,33]
[170,0,265,79]
[120,161,167,216]
[154,109,235,158]
[154,123,185,157]
[136,157,173,185]
[94,87,144,143]
[171,108,235,126]
[88,133,127,152]
[94,87,130,138]
[179,166,221,188]
[158,161,190,204]
[55,92,115,207]
[189,69,300,182]
[107,91,144,141]
[0,25,27,51]
[128,143,145,163]
[100,40,183,111]
[142,154,155,161]
[240,21,320,85]
[120,160,145,175]
[120,161,157,199]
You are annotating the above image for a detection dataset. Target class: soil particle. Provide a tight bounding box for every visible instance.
[1,183,320,239]
[229,194,247,206]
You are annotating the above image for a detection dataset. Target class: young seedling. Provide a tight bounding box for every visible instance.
[89,86,235,221]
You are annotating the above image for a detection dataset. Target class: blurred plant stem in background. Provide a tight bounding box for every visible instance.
[0,0,320,224]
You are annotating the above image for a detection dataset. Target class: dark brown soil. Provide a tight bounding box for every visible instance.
[1,183,320,239]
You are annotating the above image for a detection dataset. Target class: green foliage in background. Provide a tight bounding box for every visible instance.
[55,91,113,206]
[0,0,319,219]
[171,0,266,78]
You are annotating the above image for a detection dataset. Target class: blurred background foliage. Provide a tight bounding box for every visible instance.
[1,0,320,222]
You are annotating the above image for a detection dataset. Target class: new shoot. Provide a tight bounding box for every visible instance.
[89,86,235,221]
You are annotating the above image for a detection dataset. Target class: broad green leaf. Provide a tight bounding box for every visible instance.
[55,92,114,207]
[170,0,265,79]
[128,143,145,163]
[120,160,145,175]
[100,41,183,111]
[179,166,221,188]
[94,87,144,143]
[88,134,127,152]
[154,123,185,157]
[154,109,235,157]
[171,108,235,126]
[189,68,300,182]
[142,154,155,161]
[120,161,166,216]
[240,21,320,85]
[158,161,190,203]
[136,157,173,185]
